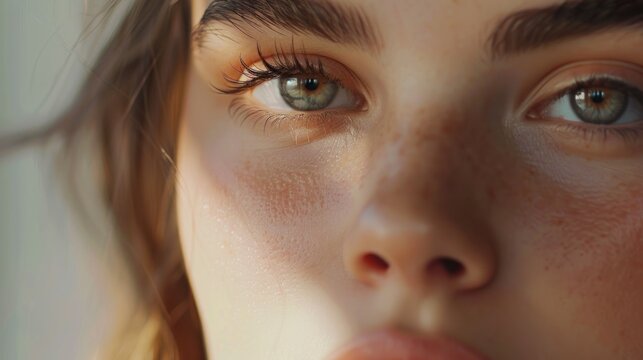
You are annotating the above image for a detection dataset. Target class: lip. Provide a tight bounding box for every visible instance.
[327,329,486,360]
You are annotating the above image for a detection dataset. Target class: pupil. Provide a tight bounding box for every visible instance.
[303,78,319,91]
[589,89,605,104]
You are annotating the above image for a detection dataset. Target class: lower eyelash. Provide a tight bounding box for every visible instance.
[228,98,361,144]
[548,121,643,145]
[230,98,295,132]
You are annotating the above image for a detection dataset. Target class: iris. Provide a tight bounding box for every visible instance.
[279,75,339,111]
[571,87,628,124]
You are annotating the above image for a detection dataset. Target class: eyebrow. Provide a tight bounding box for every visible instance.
[195,0,382,53]
[489,0,643,58]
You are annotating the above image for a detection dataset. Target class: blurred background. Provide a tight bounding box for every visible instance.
[1,1,130,358]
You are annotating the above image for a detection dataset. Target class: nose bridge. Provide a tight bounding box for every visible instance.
[369,104,471,214]
[353,205,460,281]
[343,103,496,294]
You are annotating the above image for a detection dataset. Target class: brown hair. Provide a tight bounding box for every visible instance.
[3,0,205,358]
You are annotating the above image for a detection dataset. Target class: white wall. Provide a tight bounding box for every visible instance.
[1,1,129,358]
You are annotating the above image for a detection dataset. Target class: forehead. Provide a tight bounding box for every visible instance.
[349,0,559,19]
[194,0,566,57]
[194,0,643,76]
[349,0,559,46]
[197,0,561,32]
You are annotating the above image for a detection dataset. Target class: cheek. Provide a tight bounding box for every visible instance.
[532,179,642,269]
[184,131,367,279]
[234,157,335,225]
[568,230,643,354]
[548,190,643,353]
[230,155,346,271]
[178,67,362,276]
[523,168,643,353]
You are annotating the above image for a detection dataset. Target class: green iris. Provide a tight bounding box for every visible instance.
[278,75,339,111]
[570,87,628,125]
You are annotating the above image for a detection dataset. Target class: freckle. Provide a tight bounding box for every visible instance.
[485,185,496,202]
[440,121,457,135]
[234,157,332,224]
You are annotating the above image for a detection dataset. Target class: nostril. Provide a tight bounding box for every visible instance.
[427,257,465,277]
[441,258,465,276]
[362,252,389,273]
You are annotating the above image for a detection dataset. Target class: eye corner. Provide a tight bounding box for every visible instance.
[521,91,562,122]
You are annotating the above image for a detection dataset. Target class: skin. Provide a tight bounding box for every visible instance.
[177,0,643,358]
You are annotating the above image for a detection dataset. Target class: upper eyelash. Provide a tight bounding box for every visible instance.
[560,76,643,104]
[212,43,332,95]
[527,75,643,119]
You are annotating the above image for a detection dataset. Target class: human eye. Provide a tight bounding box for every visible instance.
[252,73,358,112]
[539,77,643,126]
[522,61,643,156]
[213,45,366,144]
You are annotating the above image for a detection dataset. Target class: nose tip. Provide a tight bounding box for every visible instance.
[353,249,490,291]
[344,207,496,293]
[359,253,465,278]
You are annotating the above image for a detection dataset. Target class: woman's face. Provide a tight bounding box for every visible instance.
[177,0,643,358]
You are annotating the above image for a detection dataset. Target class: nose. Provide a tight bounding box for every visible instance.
[343,204,496,293]
[343,133,497,294]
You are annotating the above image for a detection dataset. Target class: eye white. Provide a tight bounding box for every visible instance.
[547,92,643,125]
[251,78,357,111]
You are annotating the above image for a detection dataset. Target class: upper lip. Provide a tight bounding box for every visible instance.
[326,329,486,360]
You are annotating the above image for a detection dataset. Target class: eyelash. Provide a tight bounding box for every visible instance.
[228,97,357,139]
[212,50,643,152]
[209,44,365,143]
[539,76,643,111]
[527,76,643,144]
[213,44,338,95]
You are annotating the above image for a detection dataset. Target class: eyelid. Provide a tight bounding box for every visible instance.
[516,60,643,157]
[213,46,371,145]
[227,97,366,147]
[214,46,370,106]
[251,55,367,102]
[526,77,643,122]
[518,60,643,117]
